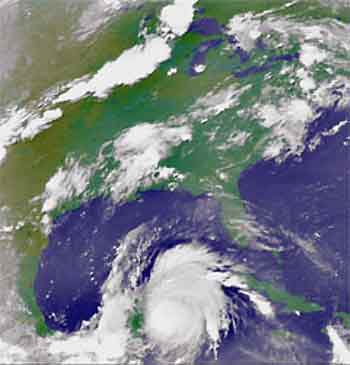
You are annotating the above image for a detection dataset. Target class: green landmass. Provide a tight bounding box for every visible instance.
[128,308,144,337]
[246,275,324,313]
[336,312,350,329]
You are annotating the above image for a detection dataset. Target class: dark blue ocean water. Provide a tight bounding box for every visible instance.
[214,105,349,365]
[34,191,235,332]
[34,100,348,364]
[239,106,350,316]
[189,17,222,36]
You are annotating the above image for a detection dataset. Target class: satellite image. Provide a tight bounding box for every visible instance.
[0,0,349,364]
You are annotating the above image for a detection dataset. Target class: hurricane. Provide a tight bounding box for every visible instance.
[143,244,233,362]
[34,191,264,364]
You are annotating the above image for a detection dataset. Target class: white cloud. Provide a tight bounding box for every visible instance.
[0,108,32,164]
[108,123,191,200]
[144,244,234,362]
[312,76,350,110]
[257,98,314,160]
[296,68,316,93]
[227,12,263,51]
[48,308,130,364]
[0,0,18,8]
[191,84,251,123]
[102,0,122,10]
[167,67,178,76]
[193,64,206,74]
[0,107,63,165]
[324,120,349,136]
[55,36,171,103]
[42,158,92,213]
[0,338,27,363]
[327,326,350,364]
[160,0,198,37]
[217,131,250,151]
[299,43,327,68]
[242,290,274,318]
[20,108,63,140]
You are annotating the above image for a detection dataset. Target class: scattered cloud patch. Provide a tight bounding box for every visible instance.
[324,120,349,136]
[0,107,63,165]
[299,43,327,68]
[312,76,350,109]
[42,158,92,214]
[191,84,251,123]
[217,131,250,151]
[107,123,192,201]
[193,64,206,74]
[20,108,63,140]
[242,290,274,318]
[0,108,30,164]
[296,68,316,93]
[167,67,177,76]
[102,0,124,10]
[256,99,314,160]
[226,13,263,52]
